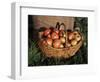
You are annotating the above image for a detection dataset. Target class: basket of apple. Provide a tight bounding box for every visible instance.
[38,22,83,58]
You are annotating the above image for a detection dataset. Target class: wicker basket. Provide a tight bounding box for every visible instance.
[38,38,83,58]
[38,22,83,58]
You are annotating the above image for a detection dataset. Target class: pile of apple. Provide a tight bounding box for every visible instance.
[40,27,82,49]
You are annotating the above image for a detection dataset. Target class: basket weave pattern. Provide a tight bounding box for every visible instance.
[38,37,83,58]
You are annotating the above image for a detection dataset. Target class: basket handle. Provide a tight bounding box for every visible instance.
[60,23,66,30]
[55,22,60,30]
[55,22,66,30]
